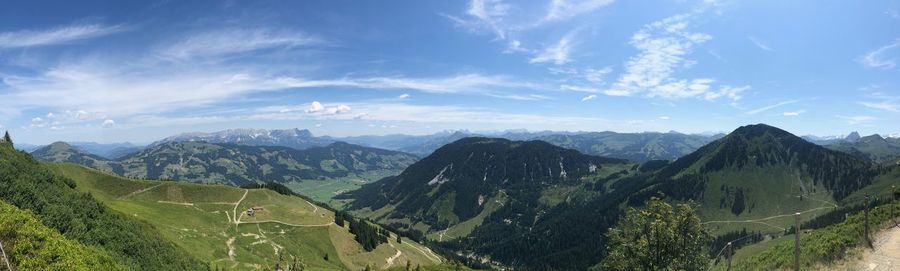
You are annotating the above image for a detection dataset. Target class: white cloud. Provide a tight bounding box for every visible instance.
[102,119,115,128]
[397,93,411,99]
[584,67,612,83]
[486,94,552,101]
[747,36,773,51]
[504,39,533,53]
[303,101,351,115]
[837,115,876,125]
[543,0,615,22]
[46,112,56,118]
[658,116,670,120]
[858,92,900,112]
[561,84,599,93]
[74,110,90,120]
[0,57,542,119]
[605,13,744,101]
[745,100,798,115]
[782,110,805,116]
[859,40,900,69]
[581,94,597,101]
[315,123,323,127]
[306,101,326,113]
[159,28,320,59]
[445,0,612,41]
[859,101,899,112]
[444,0,511,39]
[0,23,125,49]
[530,33,574,65]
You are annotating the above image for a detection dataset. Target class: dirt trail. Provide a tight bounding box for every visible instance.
[233,189,249,224]
[119,183,163,199]
[383,244,402,269]
[855,226,900,271]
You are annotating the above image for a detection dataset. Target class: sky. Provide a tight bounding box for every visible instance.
[1,0,899,144]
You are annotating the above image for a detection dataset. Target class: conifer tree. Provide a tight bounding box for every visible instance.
[2,131,10,145]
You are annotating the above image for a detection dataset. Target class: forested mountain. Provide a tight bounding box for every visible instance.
[152,128,335,150]
[534,131,721,162]
[341,137,634,268]
[0,137,207,270]
[826,134,900,163]
[343,124,889,270]
[33,141,418,187]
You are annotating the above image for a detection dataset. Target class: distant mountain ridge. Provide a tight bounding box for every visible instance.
[32,140,418,187]
[826,134,900,163]
[148,128,721,162]
[152,128,335,150]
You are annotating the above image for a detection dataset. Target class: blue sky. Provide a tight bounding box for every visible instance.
[1,0,899,144]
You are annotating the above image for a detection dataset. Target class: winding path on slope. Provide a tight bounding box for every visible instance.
[855,225,900,271]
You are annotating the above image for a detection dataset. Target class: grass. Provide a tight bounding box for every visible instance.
[285,169,402,209]
[48,163,444,271]
[710,198,900,270]
[693,166,840,236]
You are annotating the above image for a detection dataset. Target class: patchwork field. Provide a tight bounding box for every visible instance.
[49,163,443,271]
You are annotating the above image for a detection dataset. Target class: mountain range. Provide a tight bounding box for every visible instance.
[340,124,895,269]
[32,141,417,188]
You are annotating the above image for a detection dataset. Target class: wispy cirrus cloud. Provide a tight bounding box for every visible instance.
[159,28,320,59]
[783,110,805,116]
[859,95,900,112]
[0,22,126,49]
[444,0,614,40]
[837,115,876,125]
[529,32,574,65]
[604,12,749,102]
[745,100,798,115]
[0,55,547,123]
[747,36,773,51]
[542,0,615,23]
[581,94,597,101]
[858,39,900,69]
[443,0,512,39]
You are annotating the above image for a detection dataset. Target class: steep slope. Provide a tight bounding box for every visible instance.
[50,164,444,271]
[343,137,631,239]
[0,200,125,270]
[827,134,900,162]
[0,138,207,270]
[535,131,720,162]
[154,128,334,150]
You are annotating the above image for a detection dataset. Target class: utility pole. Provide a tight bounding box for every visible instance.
[726,242,733,271]
[794,212,801,271]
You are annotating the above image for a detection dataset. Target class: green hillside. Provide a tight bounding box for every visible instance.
[0,200,124,271]
[49,163,444,271]
[0,138,207,270]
